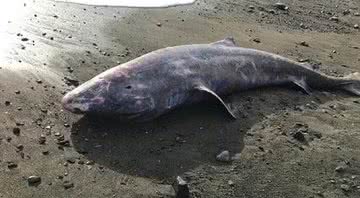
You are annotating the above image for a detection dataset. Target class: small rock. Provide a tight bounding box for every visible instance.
[299,41,309,47]
[343,9,351,15]
[36,79,42,84]
[252,38,261,43]
[21,38,29,41]
[228,180,235,186]
[354,12,360,16]
[335,165,346,173]
[13,127,21,136]
[66,67,74,73]
[28,175,41,185]
[64,76,79,86]
[7,162,18,169]
[216,150,231,162]
[38,135,46,144]
[300,23,306,29]
[298,58,309,63]
[274,2,288,10]
[156,22,162,27]
[340,184,350,192]
[292,131,306,142]
[5,101,11,106]
[329,16,339,22]
[63,181,74,189]
[85,160,95,165]
[66,157,76,164]
[354,24,359,29]
[176,176,189,198]
[16,144,24,151]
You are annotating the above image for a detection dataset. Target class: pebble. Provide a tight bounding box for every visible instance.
[13,127,21,136]
[39,135,46,144]
[228,180,235,186]
[354,24,359,29]
[156,22,162,27]
[292,131,306,142]
[274,2,288,10]
[176,176,189,198]
[300,41,309,47]
[354,12,360,16]
[5,101,11,106]
[16,144,24,151]
[216,150,231,162]
[63,181,74,189]
[85,160,95,165]
[340,184,350,192]
[329,16,339,21]
[7,162,18,169]
[252,38,261,43]
[21,38,29,41]
[335,165,346,172]
[28,176,41,185]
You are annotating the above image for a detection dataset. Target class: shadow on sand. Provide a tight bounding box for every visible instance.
[69,86,337,180]
[70,100,245,180]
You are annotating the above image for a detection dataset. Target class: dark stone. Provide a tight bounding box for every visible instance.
[28,176,41,185]
[13,127,21,136]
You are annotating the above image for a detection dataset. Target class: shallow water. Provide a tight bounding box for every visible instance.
[56,0,196,7]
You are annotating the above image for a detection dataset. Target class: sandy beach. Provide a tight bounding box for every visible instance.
[1,0,360,197]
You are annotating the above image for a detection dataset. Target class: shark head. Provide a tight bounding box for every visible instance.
[61,67,156,120]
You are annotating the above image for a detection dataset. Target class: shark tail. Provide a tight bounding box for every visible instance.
[341,72,360,96]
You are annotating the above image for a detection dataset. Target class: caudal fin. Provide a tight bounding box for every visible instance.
[342,72,360,96]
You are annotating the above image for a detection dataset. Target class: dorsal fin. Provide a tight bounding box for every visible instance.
[211,37,237,47]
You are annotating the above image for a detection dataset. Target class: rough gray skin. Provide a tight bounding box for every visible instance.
[62,38,360,121]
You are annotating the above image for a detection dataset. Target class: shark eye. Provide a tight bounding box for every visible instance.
[125,85,132,89]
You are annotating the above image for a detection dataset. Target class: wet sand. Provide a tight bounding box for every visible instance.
[1,0,360,197]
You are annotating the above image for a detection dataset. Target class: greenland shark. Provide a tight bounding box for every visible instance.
[61,37,360,121]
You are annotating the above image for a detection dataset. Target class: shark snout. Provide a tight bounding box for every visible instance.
[61,93,89,114]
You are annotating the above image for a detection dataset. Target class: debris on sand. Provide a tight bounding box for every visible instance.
[329,16,339,22]
[176,176,190,198]
[13,127,21,136]
[216,150,231,162]
[335,165,347,173]
[7,162,18,169]
[340,184,350,192]
[64,76,80,87]
[63,181,74,189]
[299,41,309,47]
[274,3,288,11]
[292,131,306,142]
[28,176,41,185]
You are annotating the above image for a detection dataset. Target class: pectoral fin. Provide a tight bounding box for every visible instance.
[211,37,237,47]
[291,78,312,95]
[195,85,237,119]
